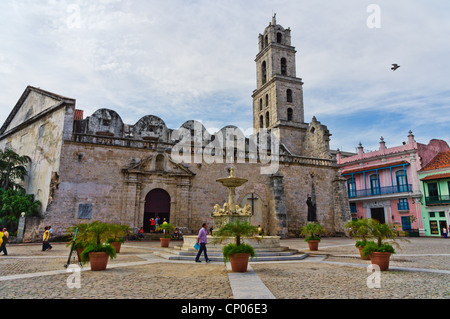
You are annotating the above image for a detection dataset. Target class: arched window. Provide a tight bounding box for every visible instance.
[277,32,282,43]
[260,115,264,128]
[259,99,263,111]
[261,61,267,84]
[265,111,270,127]
[286,89,292,102]
[281,58,287,75]
[287,108,293,121]
[265,94,269,107]
[264,35,268,47]
[370,174,380,195]
[347,178,356,198]
[396,170,409,192]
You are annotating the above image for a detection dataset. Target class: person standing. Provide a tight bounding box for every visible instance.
[0,230,4,256]
[195,223,211,263]
[0,228,8,255]
[42,226,52,251]
[443,226,448,239]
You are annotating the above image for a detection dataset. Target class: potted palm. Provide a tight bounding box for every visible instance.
[79,221,117,271]
[213,220,259,272]
[65,223,90,262]
[362,219,399,271]
[106,224,130,253]
[300,222,325,251]
[346,219,372,260]
[158,222,175,247]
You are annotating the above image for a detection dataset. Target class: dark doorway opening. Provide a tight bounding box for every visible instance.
[371,207,385,224]
[143,188,171,233]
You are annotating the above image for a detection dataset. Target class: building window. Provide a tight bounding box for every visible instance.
[430,212,435,218]
[260,115,264,128]
[370,174,380,195]
[397,198,409,210]
[259,99,263,111]
[396,170,408,192]
[265,112,270,127]
[264,35,268,47]
[277,32,282,43]
[350,202,357,213]
[287,108,293,121]
[155,154,165,171]
[261,61,267,84]
[428,182,439,200]
[347,178,356,198]
[286,89,292,102]
[281,58,287,75]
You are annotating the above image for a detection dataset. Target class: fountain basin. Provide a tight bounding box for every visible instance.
[181,235,281,250]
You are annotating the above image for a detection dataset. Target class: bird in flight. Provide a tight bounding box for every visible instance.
[391,64,400,71]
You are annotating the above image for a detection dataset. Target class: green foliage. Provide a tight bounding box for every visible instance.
[362,241,396,256]
[80,242,117,264]
[346,219,371,242]
[213,220,259,264]
[106,223,130,242]
[299,222,325,242]
[222,243,256,262]
[66,222,130,249]
[158,223,175,238]
[0,188,41,229]
[0,148,31,191]
[213,220,259,246]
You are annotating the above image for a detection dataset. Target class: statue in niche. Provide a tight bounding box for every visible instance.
[306,195,317,222]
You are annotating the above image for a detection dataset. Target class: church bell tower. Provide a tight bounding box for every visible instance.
[252,15,308,155]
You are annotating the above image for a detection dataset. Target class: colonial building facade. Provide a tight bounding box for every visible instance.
[337,133,449,236]
[0,17,351,239]
[418,150,450,237]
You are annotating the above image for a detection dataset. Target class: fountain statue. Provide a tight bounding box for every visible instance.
[212,168,253,232]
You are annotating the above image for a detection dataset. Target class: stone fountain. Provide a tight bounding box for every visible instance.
[180,167,283,250]
[212,167,252,232]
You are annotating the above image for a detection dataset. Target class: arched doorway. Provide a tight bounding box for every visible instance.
[143,188,171,232]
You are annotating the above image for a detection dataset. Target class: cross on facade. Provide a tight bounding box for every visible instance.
[247,193,258,215]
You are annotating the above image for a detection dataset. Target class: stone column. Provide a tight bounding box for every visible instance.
[17,212,26,242]
[269,172,288,238]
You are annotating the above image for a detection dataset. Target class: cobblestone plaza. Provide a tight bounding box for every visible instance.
[0,237,449,301]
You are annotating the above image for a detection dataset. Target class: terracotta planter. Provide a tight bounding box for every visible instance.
[229,253,250,272]
[110,242,121,253]
[358,246,371,260]
[307,240,320,251]
[160,238,171,247]
[76,248,85,262]
[370,252,391,271]
[89,252,109,271]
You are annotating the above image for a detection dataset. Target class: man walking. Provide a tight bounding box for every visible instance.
[195,223,211,263]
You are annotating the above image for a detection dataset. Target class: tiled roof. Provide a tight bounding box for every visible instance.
[421,150,450,171]
[420,173,450,181]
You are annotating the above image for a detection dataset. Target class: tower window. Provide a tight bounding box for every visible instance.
[264,35,268,47]
[260,115,264,128]
[277,32,282,43]
[281,58,287,75]
[265,112,270,127]
[287,108,293,121]
[259,99,263,111]
[265,94,269,107]
[286,89,292,102]
[262,61,267,84]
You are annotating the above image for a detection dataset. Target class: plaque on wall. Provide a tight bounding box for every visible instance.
[429,220,439,235]
[78,204,92,219]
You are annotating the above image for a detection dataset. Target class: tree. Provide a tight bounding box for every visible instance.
[0,148,31,190]
[0,188,41,230]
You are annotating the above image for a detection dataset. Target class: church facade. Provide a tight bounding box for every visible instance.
[0,17,351,239]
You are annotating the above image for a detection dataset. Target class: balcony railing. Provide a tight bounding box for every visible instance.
[425,195,450,206]
[348,184,412,198]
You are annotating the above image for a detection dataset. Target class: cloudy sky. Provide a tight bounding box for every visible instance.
[0,0,449,153]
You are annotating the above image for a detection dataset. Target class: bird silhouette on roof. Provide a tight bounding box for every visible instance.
[391,64,400,71]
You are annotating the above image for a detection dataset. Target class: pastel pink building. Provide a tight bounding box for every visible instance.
[337,131,449,236]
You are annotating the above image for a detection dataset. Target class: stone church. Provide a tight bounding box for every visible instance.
[0,16,351,239]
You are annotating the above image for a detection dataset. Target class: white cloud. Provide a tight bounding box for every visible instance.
[0,0,449,153]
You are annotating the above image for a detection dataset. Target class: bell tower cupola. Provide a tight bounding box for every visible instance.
[252,15,308,155]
